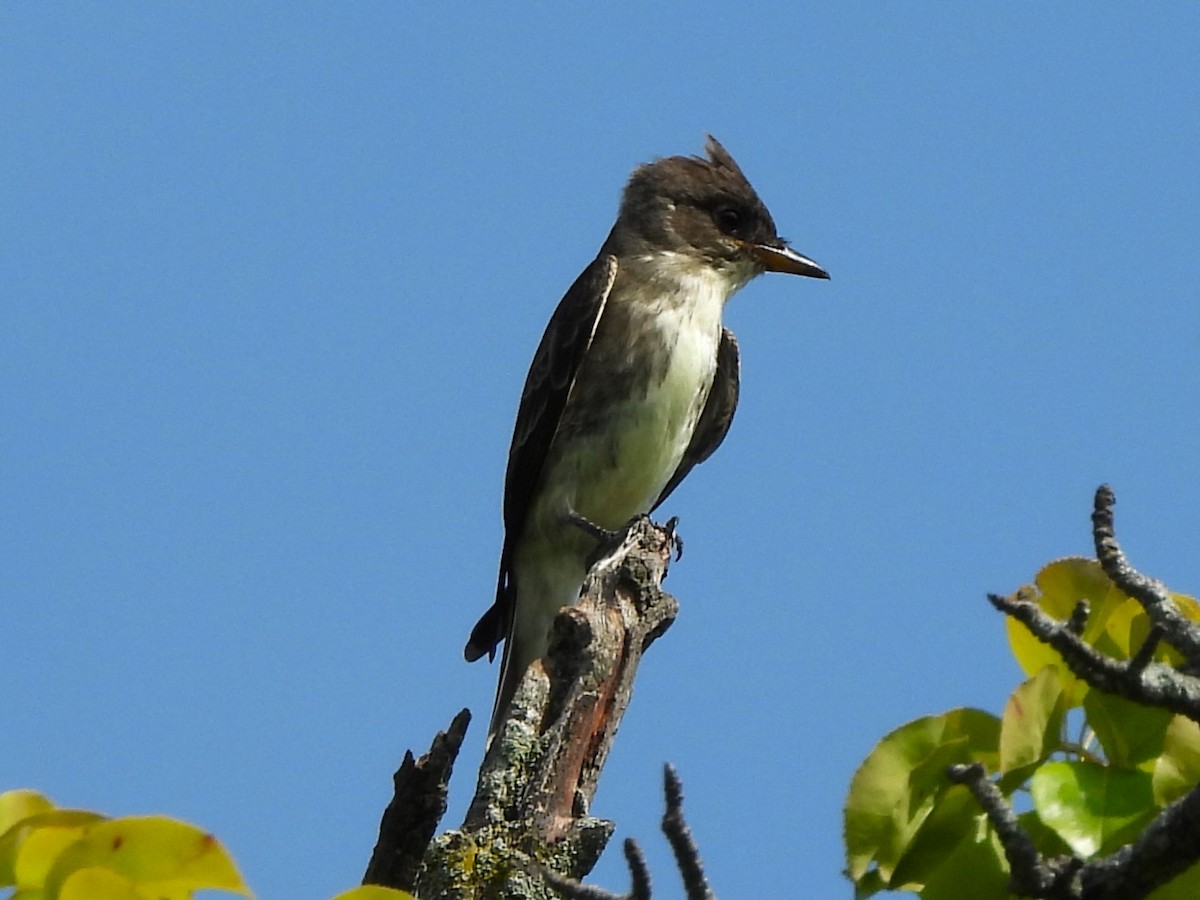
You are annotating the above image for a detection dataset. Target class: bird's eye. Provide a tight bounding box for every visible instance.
[713,206,743,235]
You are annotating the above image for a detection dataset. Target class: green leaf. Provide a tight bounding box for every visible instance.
[1084,690,1172,769]
[844,708,999,886]
[1153,716,1200,805]
[889,786,981,889]
[1017,808,1073,859]
[999,666,1065,774]
[1030,760,1157,856]
[851,868,888,899]
[919,822,1009,900]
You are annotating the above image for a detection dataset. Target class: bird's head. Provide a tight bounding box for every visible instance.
[609,136,829,286]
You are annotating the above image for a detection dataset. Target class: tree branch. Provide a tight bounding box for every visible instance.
[363,708,469,892]
[375,516,680,898]
[1092,485,1200,665]
[988,591,1200,720]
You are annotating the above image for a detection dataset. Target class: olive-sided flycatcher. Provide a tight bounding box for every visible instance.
[465,137,829,734]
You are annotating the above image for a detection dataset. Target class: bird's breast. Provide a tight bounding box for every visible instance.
[544,267,728,532]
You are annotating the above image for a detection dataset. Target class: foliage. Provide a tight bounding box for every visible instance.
[844,557,1200,899]
[0,791,412,900]
[0,789,250,900]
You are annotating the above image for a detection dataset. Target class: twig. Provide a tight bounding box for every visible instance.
[661,764,714,900]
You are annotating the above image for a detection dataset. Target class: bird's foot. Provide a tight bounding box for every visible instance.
[570,510,684,565]
[566,510,625,545]
[568,510,630,569]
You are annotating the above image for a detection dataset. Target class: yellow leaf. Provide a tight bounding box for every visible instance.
[1036,558,1114,619]
[330,887,416,900]
[1155,593,1200,668]
[15,823,92,890]
[59,866,145,900]
[0,790,57,886]
[1006,558,1106,702]
[0,791,56,834]
[1,810,107,889]
[59,864,192,900]
[1003,558,1200,705]
[44,816,251,898]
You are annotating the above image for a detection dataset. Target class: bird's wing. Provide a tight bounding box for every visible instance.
[651,327,741,512]
[464,254,618,662]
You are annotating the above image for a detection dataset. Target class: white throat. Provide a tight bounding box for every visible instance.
[634,249,752,325]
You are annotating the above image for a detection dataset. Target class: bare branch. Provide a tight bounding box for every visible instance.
[989,590,1200,720]
[661,764,714,900]
[623,838,653,900]
[363,709,469,891]
[1092,485,1200,664]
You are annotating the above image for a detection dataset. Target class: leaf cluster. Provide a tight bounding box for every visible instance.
[0,790,412,900]
[845,557,1200,900]
[0,789,250,900]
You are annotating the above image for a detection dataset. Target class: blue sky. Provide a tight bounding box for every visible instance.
[4,5,1198,899]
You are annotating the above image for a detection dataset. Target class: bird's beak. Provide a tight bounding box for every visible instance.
[751,242,830,279]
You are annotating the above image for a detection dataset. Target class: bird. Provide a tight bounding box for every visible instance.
[464,136,829,736]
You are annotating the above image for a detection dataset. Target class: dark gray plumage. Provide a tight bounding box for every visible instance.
[465,137,828,734]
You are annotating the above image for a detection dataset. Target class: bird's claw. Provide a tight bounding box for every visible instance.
[570,510,683,562]
[567,510,623,544]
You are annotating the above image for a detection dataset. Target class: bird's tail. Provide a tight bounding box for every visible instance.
[487,553,586,738]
